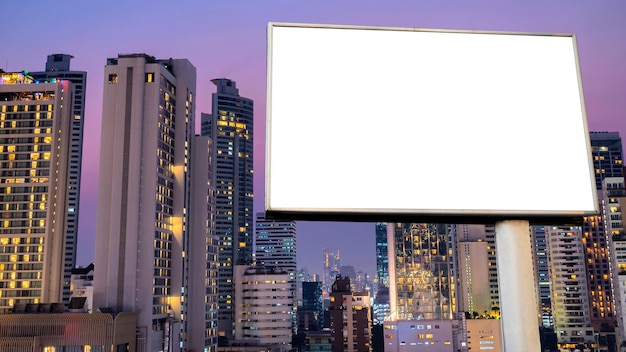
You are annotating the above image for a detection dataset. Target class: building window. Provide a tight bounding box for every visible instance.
[146,72,154,83]
[108,74,118,84]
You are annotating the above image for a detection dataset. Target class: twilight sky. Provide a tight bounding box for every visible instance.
[3,0,626,279]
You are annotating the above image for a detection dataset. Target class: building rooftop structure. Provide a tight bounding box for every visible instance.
[0,311,138,351]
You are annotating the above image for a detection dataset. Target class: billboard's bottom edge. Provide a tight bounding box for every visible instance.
[263,209,592,226]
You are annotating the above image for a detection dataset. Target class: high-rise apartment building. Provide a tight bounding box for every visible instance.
[31,54,87,303]
[0,71,74,313]
[255,213,297,334]
[546,226,595,346]
[94,54,216,352]
[457,240,490,314]
[602,176,626,345]
[255,213,296,273]
[234,265,293,351]
[582,132,623,348]
[454,224,497,316]
[200,78,253,338]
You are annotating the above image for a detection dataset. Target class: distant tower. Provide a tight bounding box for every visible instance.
[323,248,340,298]
[201,78,254,338]
[94,54,216,352]
[375,222,389,289]
[31,54,87,303]
[329,277,372,352]
[373,222,390,325]
[0,71,74,313]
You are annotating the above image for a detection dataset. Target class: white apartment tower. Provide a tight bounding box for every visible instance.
[455,224,495,316]
[234,265,293,351]
[0,71,74,313]
[94,54,216,352]
[255,213,297,334]
[31,54,87,303]
[546,226,595,346]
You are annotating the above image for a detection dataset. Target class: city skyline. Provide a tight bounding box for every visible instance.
[2,0,626,278]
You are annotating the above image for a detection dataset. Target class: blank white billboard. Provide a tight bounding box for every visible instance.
[266,23,597,220]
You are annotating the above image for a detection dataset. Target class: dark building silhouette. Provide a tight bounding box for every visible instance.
[375,222,389,290]
[298,281,323,332]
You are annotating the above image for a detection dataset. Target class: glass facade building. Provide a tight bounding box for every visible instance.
[389,223,457,321]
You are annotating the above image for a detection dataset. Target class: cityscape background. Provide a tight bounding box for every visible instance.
[3,0,626,279]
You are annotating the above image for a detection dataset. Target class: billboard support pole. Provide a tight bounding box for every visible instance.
[495,220,541,352]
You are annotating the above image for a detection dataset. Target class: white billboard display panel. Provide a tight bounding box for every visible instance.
[266,23,597,221]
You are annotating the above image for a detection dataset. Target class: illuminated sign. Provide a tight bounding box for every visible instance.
[266,23,597,222]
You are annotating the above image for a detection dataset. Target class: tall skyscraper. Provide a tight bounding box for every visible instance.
[94,54,216,352]
[31,54,87,303]
[200,78,254,339]
[0,71,74,313]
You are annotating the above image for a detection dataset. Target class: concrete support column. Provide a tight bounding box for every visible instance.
[495,220,541,352]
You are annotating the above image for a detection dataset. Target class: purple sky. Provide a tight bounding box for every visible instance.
[3,0,626,278]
